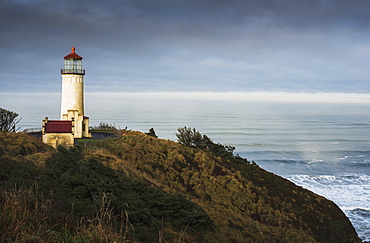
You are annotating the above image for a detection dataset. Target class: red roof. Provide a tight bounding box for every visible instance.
[45,120,72,133]
[64,47,83,59]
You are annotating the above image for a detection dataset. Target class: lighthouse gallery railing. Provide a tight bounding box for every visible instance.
[61,69,85,75]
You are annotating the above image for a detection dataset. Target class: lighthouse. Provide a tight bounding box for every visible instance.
[60,47,85,119]
[60,47,90,138]
[42,47,91,148]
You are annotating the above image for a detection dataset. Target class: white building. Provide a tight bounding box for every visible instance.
[42,47,91,148]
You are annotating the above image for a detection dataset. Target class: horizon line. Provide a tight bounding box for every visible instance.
[79,91,370,104]
[1,91,370,103]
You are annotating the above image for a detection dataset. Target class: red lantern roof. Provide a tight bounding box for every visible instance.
[64,47,83,59]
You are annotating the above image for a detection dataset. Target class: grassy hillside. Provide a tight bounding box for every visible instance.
[0,131,361,242]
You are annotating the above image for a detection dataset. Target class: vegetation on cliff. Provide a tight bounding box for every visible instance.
[0,108,21,133]
[0,130,361,242]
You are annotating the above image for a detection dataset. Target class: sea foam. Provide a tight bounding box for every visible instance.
[287,174,370,241]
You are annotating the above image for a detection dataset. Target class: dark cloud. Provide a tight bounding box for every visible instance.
[1,0,370,93]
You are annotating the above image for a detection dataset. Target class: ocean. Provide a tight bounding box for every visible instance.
[1,92,369,241]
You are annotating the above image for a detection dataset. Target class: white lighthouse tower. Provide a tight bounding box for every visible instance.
[60,47,90,138]
[42,47,91,148]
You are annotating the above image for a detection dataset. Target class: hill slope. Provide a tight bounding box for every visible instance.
[0,131,361,242]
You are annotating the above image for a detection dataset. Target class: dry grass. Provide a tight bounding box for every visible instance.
[0,185,139,243]
[0,184,191,243]
[0,184,52,242]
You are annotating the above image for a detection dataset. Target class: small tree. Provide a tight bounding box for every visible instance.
[90,122,119,131]
[176,126,217,149]
[176,126,249,164]
[0,108,20,132]
[145,128,158,138]
[176,126,207,148]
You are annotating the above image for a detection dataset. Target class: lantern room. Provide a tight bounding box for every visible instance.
[61,47,85,75]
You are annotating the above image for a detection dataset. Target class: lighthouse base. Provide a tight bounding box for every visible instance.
[61,110,91,138]
[42,110,91,149]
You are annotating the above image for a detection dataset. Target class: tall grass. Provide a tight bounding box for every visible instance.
[0,185,137,243]
[81,193,133,243]
[0,184,52,242]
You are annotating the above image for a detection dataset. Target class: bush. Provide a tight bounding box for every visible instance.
[90,122,119,131]
[176,127,209,148]
[0,108,20,133]
[176,127,249,164]
[145,128,158,138]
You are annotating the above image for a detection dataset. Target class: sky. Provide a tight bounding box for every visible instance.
[1,0,370,95]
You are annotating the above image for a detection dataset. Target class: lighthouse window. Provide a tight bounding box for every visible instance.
[64,59,73,70]
[64,59,82,73]
[76,60,82,70]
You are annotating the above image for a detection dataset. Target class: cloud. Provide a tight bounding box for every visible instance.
[1,0,370,93]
